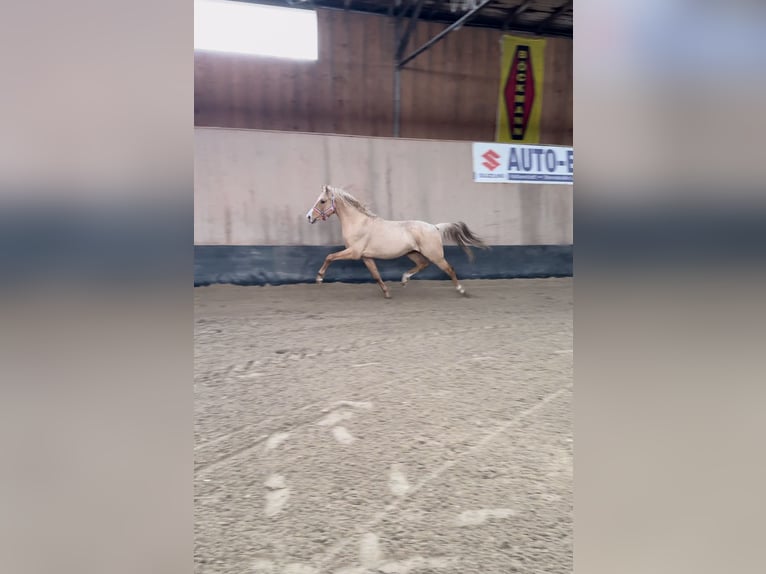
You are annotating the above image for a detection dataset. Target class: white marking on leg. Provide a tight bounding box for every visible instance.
[331,426,355,445]
[454,508,515,527]
[389,464,410,497]
[457,283,465,294]
[359,533,382,569]
[264,432,290,451]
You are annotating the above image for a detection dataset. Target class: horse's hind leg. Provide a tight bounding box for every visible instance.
[430,256,467,296]
[419,235,466,296]
[401,251,430,286]
[362,257,391,299]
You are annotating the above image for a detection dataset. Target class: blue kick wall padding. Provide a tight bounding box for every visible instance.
[194,245,572,287]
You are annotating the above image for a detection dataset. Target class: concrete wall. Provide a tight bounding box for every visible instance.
[195,127,572,247]
[194,127,572,286]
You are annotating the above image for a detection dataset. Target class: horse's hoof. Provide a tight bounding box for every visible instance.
[316,276,323,284]
[384,292,392,299]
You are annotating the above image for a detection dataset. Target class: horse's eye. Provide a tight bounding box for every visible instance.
[320,200,326,204]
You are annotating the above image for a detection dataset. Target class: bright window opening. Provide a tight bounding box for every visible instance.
[194,0,318,61]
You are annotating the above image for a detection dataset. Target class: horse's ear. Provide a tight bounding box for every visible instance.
[322,184,329,193]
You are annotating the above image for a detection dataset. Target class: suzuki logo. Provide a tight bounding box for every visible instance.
[482,149,500,171]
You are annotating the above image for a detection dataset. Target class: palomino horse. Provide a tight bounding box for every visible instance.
[305,185,488,298]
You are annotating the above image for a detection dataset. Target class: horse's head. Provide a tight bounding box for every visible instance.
[306,185,337,224]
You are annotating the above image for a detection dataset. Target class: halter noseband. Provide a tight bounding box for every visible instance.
[312,190,336,220]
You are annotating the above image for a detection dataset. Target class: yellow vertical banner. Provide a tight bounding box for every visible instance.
[495,34,547,143]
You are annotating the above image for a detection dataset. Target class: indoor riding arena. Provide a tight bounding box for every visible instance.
[194,2,572,573]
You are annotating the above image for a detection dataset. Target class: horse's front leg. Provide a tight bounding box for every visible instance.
[316,247,357,283]
[362,257,391,299]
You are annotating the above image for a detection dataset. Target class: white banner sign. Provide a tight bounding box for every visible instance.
[472,142,573,184]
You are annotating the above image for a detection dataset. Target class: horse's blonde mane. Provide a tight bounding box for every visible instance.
[328,185,378,218]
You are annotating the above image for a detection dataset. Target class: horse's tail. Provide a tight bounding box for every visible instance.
[436,222,489,262]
